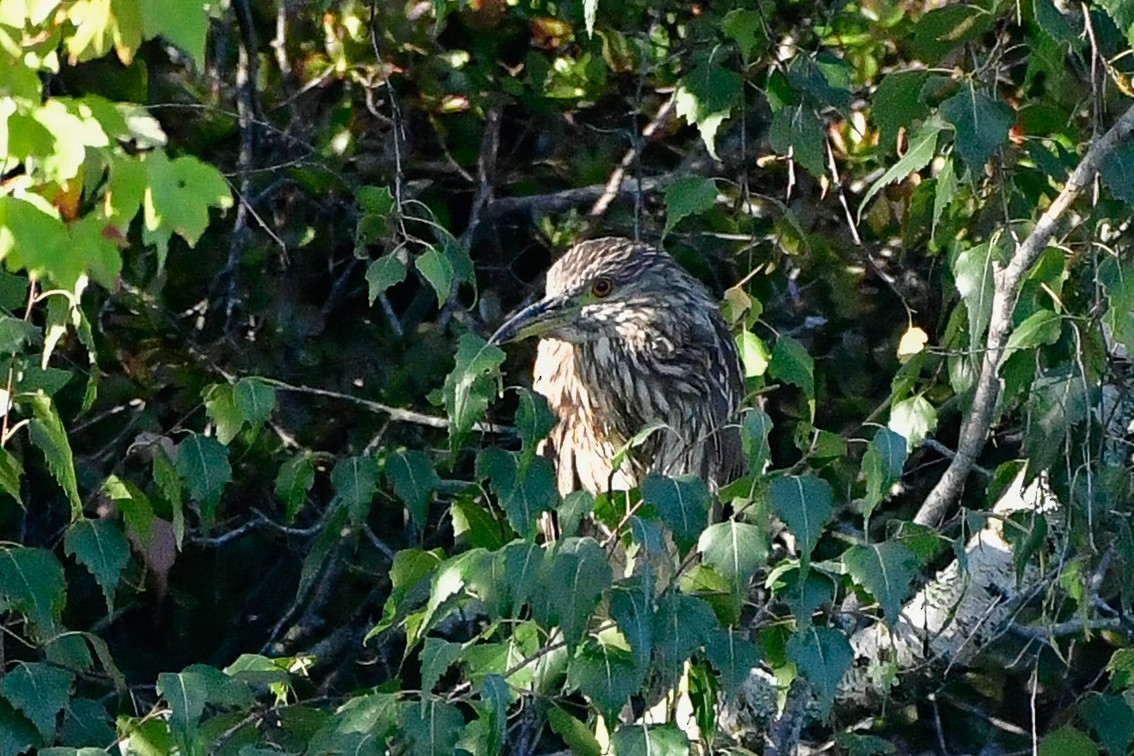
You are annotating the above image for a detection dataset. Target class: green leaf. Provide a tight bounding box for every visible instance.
[366,255,406,305]
[910,5,993,64]
[737,329,770,378]
[416,246,454,308]
[420,637,463,694]
[275,453,315,524]
[557,489,594,539]
[175,433,232,529]
[858,119,942,220]
[442,333,505,450]
[514,388,555,462]
[28,394,81,519]
[704,626,760,692]
[331,454,380,527]
[0,446,24,505]
[611,724,690,755]
[1100,256,1134,354]
[843,541,919,627]
[152,446,185,547]
[721,9,765,62]
[60,697,115,747]
[450,496,507,550]
[503,541,545,612]
[652,593,717,686]
[0,699,38,754]
[888,395,937,451]
[741,408,773,476]
[545,538,611,647]
[1005,309,1061,355]
[786,626,852,716]
[0,662,73,742]
[769,335,815,419]
[548,705,602,756]
[140,0,210,67]
[663,177,717,236]
[933,154,957,239]
[674,57,742,159]
[234,377,275,429]
[940,82,1014,173]
[1081,693,1134,756]
[1100,141,1134,207]
[63,518,129,613]
[952,240,995,352]
[386,449,440,530]
[769,103,826,177]
[610,574,654,665]
[1025,367,1090,479]
[873,70,932,150]
[567,636,645,721]
[861,427,907,522]
[399,697,464,756]
[1037,726,1099,756]
[769,475,833,569]
[143,151,234,269]
[203,383,242,444]
[640,473,712,554]
[698,520,767,597]
[156,670,209,736]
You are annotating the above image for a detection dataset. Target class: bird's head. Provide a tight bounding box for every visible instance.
[490,237,713,347]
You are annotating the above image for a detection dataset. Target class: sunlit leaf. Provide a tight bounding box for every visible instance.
[1004,309,1061,354]
[675,57,742,159]
[861,427,907,522]
[0,446,24,505]
[859,119,942,220]
[611,723,690,755]
[548,705,602,756]
[140,0,211,67]
[721,9,765,62]
[738,329,770,378]
[203,383,242,444]
[416,246,454,308]
[1037,726,1099,756]
[888,395,937,451]
[896,326,929,362]
[741,408,773,476]
[698,520,767,597]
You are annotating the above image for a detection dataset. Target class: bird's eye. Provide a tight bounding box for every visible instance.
[591,277,614,298]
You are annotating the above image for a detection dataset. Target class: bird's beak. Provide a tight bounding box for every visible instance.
[489,295,576,345]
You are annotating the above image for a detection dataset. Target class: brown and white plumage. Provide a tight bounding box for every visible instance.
[491,237,745,497]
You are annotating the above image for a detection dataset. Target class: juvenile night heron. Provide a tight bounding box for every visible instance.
[490,237,745,497]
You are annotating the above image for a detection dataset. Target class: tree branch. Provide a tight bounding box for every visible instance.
[914,101,1134,526]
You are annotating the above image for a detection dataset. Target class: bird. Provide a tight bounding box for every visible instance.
[490,237,745,499]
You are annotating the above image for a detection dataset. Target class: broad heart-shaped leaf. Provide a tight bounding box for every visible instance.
[514,388,554,462]
[786,625,853,716]
[952,240,996,352]
[175,433,232,529]
[330,454,380,527]
[63,518,130,613]
[609,574,655,665]
[234,377,276,429]
[1100,141,1134,207]
[940,82,1014,174]
[652,592,717,686]
[873,70,932,150]
[611,723,690,755]
[0,195,75,288]
[0,547,64,638]
[143,151,233,269]
[640,473,712,554]
[442,333,505,450]
[1024,366,1090,480]
[306,692,397,754]
[567,636,647,722]
[698,520,767,597]
[202,383,242,444]
[501,457,558,539]
[61,696,115,746]
[28,393,81,520]
[420,637,463,695]
[156,670,209,736]
[399,696,464,756]
[769,475,833,568]
[738,329,770,378]
[1037,726,1100,756]
[704,626,761,692]
[674,56,742,158]
[415,245,454,308]
[888,395,937,451]
[861,427,908,522]
[858,118,942,220]
[721,8,765,62]
[140,0,210,67]
[544,538,612,648]
[0,662,73,742]
[275,453,315,524]
[769,335,815,420]
[663,177,717,236]
[1100,255,1134,354]
[843,541,919,627]
[769,103,826,177]
[1081,692,1134,756]
[385,450,440,530]
[741,408,774,476]
[366,254,407,305]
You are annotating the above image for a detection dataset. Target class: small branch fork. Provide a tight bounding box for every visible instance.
[914,101,1134,527]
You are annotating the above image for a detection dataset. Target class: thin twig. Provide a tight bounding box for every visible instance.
[588,95,676,220]
[915,102,1134,526]
[486,176,671,220]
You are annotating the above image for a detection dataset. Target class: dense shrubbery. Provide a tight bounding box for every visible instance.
[3,0,1134,753]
